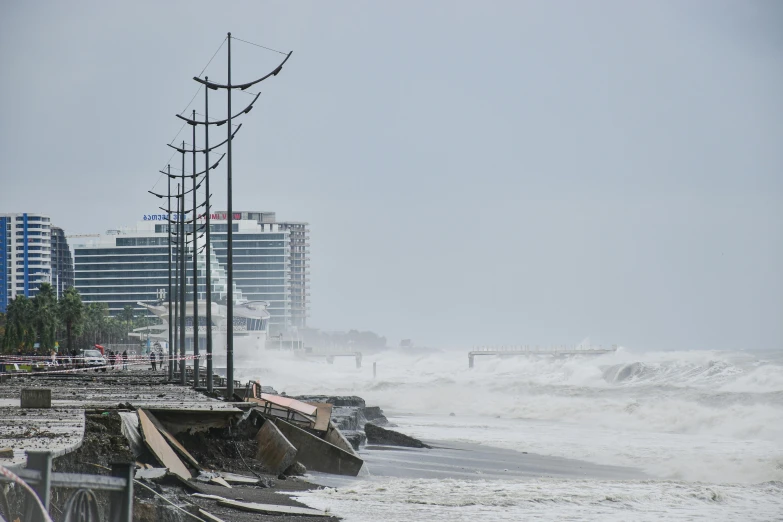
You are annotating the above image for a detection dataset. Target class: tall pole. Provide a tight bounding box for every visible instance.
[179,143,187,385]
[204,78,214,393]
[192,110,200,388]
[167,165,174,380]
[173,186,179,380]
[226,32,234,398]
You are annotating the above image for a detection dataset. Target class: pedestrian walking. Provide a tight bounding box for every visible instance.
[122,350,128,371]
[150,351,157,371]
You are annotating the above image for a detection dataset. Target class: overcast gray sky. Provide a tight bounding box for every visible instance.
[1,1,781,350]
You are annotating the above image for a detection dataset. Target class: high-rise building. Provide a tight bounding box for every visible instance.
[278,222,310,329]
[72,210,310,331]
[0,213,53,312]
[50,227,74,299]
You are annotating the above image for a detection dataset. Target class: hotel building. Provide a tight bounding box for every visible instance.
[73,211,309,332]
[1,213,47,312]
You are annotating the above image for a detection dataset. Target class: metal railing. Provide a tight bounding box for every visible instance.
[0,451,133,522]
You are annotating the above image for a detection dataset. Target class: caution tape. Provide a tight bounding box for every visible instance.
[0,354,208,377]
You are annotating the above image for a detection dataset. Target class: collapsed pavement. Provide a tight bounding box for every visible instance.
[0,372,343,521]
[0,371,432,521]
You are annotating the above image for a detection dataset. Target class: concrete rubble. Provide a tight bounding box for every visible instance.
[0,372,344,521]
[0,369,434,521]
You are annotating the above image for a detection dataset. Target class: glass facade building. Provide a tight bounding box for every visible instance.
[0,213,54,312]
[50,226,75,299]
[73,211,310,331]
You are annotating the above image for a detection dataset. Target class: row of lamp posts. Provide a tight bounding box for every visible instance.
[149,33,292,396]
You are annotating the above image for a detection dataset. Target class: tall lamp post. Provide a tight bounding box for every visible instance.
[190,33,292,398]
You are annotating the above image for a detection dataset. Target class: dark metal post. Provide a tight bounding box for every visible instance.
[179,144,187,385]
[192,110,200,388]
[172,190,179,381]
[204,79,214,393]
[26,451,51,511]
[109,462,134,522]
[226,32,234,397]
[167,165,174,380]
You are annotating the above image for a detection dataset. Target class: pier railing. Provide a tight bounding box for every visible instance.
[468,345,617,368]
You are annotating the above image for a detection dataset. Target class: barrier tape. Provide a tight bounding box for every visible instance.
[0,354,211,377]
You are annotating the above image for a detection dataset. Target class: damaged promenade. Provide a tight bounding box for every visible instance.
[0,367,414,521]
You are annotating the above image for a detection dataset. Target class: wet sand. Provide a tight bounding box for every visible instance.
[308,439,644,488]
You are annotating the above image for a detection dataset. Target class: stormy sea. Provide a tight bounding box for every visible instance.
[239,347,783,521]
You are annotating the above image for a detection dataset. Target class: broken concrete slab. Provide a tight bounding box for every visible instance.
[137,408,192,481]
[325,421,359,456]
[254,417,297,474]
[216,498,330,517]
[143,409,200,469]
[274,419,364,477]
[365,423,431,448]
[148,407,242,435]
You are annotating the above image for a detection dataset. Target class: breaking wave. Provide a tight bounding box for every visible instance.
[240,347,783,483]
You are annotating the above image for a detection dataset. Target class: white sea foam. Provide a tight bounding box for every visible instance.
[292,478,783,522]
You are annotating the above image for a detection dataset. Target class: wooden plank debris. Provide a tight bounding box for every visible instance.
[143,409,201,469]
[137,409,192,481]
[308,402,333,432]
[259,394,318,416]
[209,476,232,488]
[198,509,228,522]
[220,472,260,485]
[216,498,330,517]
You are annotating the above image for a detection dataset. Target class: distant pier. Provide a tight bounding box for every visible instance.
[468,345,617,368]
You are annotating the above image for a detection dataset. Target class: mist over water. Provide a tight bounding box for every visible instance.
[238,346,783,520]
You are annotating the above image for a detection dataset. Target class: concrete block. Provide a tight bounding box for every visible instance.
[255,420,297,474]
[274,418,364,476]
[325,421,358,456]
[20,388,51,408]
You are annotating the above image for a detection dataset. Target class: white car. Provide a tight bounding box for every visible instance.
[80,349,107,371]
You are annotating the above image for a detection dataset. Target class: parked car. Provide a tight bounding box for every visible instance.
[80,349,107,372]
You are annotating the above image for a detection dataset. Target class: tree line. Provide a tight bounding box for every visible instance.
[0,283,157,355]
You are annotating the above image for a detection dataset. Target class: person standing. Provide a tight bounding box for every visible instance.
[121,350,128,371]
[150,351,157,372]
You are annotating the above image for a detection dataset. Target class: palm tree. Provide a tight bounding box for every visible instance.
[2,295,35,353]
[120,305,136,342]
[32,283,58,352]
[59,287,84,354]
